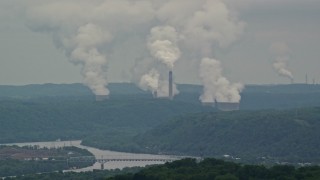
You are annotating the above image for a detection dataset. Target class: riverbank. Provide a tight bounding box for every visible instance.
[1,140,177,171]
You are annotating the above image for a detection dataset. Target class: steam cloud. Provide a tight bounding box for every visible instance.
[140,25,181,98]
[273,57,294,81]
[148,26,181,70]
[71,23,112,95]
[199,58,243,103]
[12,0,244,98]
[139,69,159,94]
[23,0,154,96]
[138,68,179,98]
[140,0,244,99]
[270,42,294,82]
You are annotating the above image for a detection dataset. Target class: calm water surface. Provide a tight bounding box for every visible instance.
[3,140,177,171]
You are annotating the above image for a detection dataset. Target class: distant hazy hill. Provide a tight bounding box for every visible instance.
[240,84,320,110]
[134,108,320,163]
[0,83,90,98]
[244,84,320,94]
[1,83,320,109]
[0,83,147,98]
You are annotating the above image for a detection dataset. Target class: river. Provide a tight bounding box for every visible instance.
[2,140,178,171]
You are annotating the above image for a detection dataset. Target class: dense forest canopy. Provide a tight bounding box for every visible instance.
[0,97,211,144]
[1,83,320,165]
[6,158,320,180]
[109,158,320,180]
[133,108,320,164]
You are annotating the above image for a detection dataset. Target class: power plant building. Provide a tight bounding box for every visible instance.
[216,102,240,111]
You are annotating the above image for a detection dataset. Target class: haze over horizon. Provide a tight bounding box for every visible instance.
[0,0,319,87]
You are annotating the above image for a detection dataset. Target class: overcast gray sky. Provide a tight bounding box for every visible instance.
[0,0,319,86]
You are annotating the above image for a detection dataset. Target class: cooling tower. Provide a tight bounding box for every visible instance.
[169,71,173,100]
[216,102,240,111]
[202,102,215,107]
[95,95,108,101]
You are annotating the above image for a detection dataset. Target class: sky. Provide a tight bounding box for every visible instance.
[0,0,319,87]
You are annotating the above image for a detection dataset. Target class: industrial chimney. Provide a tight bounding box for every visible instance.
[169,71,173,100]
[95,95,108,101]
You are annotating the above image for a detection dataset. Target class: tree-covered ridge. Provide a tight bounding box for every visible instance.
[134,108,320,164]
[1,97,320,164]
[6,158,320,180]
[110,158,320,180]
[5,167,143,180]
[0,83,147,99]
[0,98,211,145]
[2,83,320,110]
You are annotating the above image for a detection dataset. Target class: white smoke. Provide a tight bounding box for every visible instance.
[148,26,181,70]
[156,80,179,98]
[8,0,244,98]
[142,0,245,98]
[270,42,294,82]
[273,57,294,81]
[139,69,160,93]
[199,58,243,103]
[157,0,245,56]
[140,25,181,97]
[138,69,180,98]
[170,0,245,103]
[21,0,155,96]
[70,23,112,95]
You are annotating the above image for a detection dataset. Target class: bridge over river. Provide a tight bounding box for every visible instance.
[68,156,179,170]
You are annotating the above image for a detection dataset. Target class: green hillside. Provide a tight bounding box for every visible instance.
[0,98,211,149]
[1,83,320,163]
[134,108,320,164]
[9,158,320,180]
[110,158,320,180]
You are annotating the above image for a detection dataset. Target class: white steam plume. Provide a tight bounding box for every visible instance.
[140,25,181,97]
[8,0,245,98]
[138,69,179,98]
[167,0,245,103]
[273,57,294,81]
[148,26,181,70]
[157,0,245,56]
[139,69,160,94]
[157,80,179,98]
[199,58,243,103]
[270,42,294,82]
[139,69,180,98]
[22,0,155,96]
[71,23,112,95]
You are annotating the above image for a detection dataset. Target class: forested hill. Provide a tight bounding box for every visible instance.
[110,158,320,180]
[0,83,145,98]
[8,158,320,179]
[0,98,212,144]
[134,107,320,164]
[1,83,320,109]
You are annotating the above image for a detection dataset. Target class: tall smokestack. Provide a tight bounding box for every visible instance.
[169,71,173,100]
